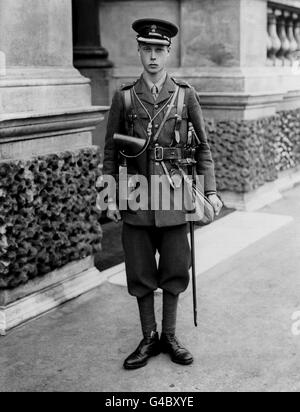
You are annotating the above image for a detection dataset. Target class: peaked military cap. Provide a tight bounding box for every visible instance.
[132,18,178,46]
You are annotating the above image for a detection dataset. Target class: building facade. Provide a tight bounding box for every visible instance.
[1,0,300,333]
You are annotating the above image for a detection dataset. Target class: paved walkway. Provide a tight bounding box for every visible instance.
[1,186,300,392]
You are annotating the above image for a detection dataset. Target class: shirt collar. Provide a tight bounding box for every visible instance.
[142,71,167,94]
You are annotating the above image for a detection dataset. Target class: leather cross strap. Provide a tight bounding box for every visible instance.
[174,87,185,144]
[124,89,134,136]
[152,85,180,144]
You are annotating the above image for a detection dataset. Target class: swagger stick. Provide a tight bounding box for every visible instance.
[190,220,198,327]
[190,161,198,328]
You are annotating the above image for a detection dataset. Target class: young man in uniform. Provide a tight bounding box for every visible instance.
[101,19,223,370]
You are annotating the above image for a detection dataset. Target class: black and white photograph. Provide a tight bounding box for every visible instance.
[0,0,300,395]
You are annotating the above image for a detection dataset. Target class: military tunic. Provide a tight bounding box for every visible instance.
[102,74,217,297]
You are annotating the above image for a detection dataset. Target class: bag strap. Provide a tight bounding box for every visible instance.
[187,92,202,147]
[123,89,134,136]
[153,86,180,145]
[174,86,185,144]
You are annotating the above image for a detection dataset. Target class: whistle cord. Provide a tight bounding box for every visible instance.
[133,87,175,137]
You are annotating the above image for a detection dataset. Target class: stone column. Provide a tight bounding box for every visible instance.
[267,10,281,65]
[0,0,109,335]
[73,0,113,147]
[73,0,112,70]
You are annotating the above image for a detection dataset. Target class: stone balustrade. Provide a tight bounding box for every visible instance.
[267,1,300,65]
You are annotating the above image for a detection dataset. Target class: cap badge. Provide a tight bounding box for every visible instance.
[151,25,157,33]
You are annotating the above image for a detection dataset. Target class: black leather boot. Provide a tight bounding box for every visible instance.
[160,333,194,365]
[123,332,161,370]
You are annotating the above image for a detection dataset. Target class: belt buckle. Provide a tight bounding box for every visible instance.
[154,146,164,162]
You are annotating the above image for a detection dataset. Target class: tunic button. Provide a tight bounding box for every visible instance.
[155,105,159,109]
[155,124,159,128]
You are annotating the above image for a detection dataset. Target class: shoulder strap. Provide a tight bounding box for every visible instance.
[153,86,180,145]
[188,91,202,147]
[123,89,134,136]
[174,87,185,144]
[171,77,191,89]
[120,80,137,91]
[124,89,132,115]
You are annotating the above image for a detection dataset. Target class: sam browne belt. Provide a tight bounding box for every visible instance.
[149,146,196,162]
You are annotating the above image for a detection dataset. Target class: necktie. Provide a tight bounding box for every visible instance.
[151,85,159,100]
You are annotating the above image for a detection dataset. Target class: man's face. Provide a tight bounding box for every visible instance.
[138,43,170,75]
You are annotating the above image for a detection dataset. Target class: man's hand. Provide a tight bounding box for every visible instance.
[208,194,223,217]
[107,202,122,223]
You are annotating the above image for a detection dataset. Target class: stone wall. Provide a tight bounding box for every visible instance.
[99,0,180,68]
[1,109,300,291]
[0,148,102,290]
[207,108,300,193]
